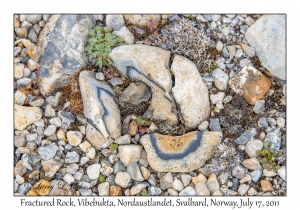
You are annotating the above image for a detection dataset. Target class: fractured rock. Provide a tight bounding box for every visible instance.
[140,131,221,172]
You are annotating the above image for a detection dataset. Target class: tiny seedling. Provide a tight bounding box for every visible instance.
[256,141,282,172]
[109,143,118,151]
[98,174,106,183]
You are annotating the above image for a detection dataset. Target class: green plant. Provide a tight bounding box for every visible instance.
[256,141,282,172]
[141,189,150,196]
[169,69,174,75]
[85,26,125,68]
[136,116,151,126]
[98,174,106,183]
[205,59,217,72]
[109,143,118,151]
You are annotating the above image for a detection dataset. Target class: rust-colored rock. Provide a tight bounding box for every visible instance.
[31,179,51,195]
[229,66,271,105]
[128,120,138,136]
[109,185,123,196]
[260,180,274,192]
[26,190,38,196]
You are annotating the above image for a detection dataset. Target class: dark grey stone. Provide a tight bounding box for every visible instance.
[113,161,126,174]
[119,82,151,105]
[234,130,251,145]
[209,118,223,136]
[230,178,239,191]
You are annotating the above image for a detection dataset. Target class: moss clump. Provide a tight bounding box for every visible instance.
[256,141,282,172]
[157,16,211,70]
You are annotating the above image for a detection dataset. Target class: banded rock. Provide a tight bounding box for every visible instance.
[140,131,222,172]
[79,71,121,140]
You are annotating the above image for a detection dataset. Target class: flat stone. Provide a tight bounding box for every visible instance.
[14,136,26,147]
[96,72,105,81]
[80,157,89,165]
[86,147,96,159]
[229,65,271,105]
[234,130,251,145]
[79,71,121,140]
[48,180,74,196]
[98,182,110,196]
[246,140,263,157]
[43,159,62,178]
[195,182,210,195]
[265,128,281,153]
[49,117,62,127]
[66,163,79,174]
[15,28,28,38]
[245,15,286,80]
[113,26,134,44]
[37,15,95,95]
[247,187,257,196]
[109,185,123,196]
[15,104,42,130]
[119,82,151,105]
[109,44,178,125]
[230,178,240,191]
[206,174,220,194]
[63,173,75,185]
[210,92,225,104]
[160,172,173,190]
[78,141,91,153]
[171,55,210,130]
[115,172,131,188]
[168,188,179,196]
[179,186,195,196]
[65,151,79,163]
[140,131,221,172]
[109,77,123,86]
[209,118,223,136]
[260,180,274,192]
[258,117,268,128]
[263,169,277,177]
[192,173,207,185]
[276,117,285,128]
[38,143,58,160]
[45,105,56,117]
[114,135,131,145]
[238,184,249,195]
[14,63,25,79]
[232,166,246,179]
[140,166,150,180]
[253,100,265,114]
[277,166,286,181]
[15,91,27,105]
[181,174,192,187]
[198,121,209,131]
[250,170,262,183]
[67,131,83,146]
[211,68,229,91]
[127,162,144,181]
[226,45,236,60]
[172,178,184,191]
[123,15,161,27]
[220,188,238,196]
[216,41,223,52]
[106,15,124,31]
[118,145,142,166]
[26,15,42,24]
[130,183,146,195]
[86,123,113,150]
[87,164,101,180]
[242,158,261,170]
[149,186,162,195]
[44,125,57,136]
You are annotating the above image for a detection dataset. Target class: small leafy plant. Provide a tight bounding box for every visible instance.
[205,59,217,72]
[256,141,282,172]
[149,18,159,39]
[85,26,125,68]
[109,143,118,151]
[136,116,151,135]
[141,189,150,196]
[98,174,106,183]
